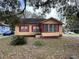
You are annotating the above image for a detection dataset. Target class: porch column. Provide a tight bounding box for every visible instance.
[40,24,44,32]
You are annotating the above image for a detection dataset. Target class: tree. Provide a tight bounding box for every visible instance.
[0,0,23,31]
[0,13,20,31]
[0,0,26,17]
[27,0,79,33]
[65,15,79,33]
[0,0,79,18]
[0,0,79,31]
[27,0,79,18]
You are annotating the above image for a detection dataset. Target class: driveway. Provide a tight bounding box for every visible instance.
[0,35,12,39]
[61,34,79,40]
[63,34,79,37]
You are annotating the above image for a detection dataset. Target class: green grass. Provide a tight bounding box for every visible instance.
[33,40,46,46]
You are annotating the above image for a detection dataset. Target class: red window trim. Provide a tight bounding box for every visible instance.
[19,24,29,32]
[32,25,34,32]
[40,24,44,32]
[32,24,39,32]
[41,24,59,32]
[56,24,59,32]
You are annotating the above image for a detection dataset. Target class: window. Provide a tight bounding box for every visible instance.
[19,25,29,32]
[44,24,48,32]
[32,25,39,32]
[44,24,59,32]
[49,24,55,32]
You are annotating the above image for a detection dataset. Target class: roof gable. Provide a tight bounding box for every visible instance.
[41,18,63,24]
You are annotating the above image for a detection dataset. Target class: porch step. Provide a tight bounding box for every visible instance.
[35,35,42,38]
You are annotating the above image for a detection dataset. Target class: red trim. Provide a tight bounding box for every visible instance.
[27,25,29,32]
[32,25,34,32]
[56,24,59,32]
[40,24,44,32]
[32,24,40,32]
[58,25,59,32]
[19,27,21,32]
[32,24,37,32]
[19,24,29,32]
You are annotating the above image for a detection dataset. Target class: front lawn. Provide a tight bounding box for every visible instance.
[0,36,79,59]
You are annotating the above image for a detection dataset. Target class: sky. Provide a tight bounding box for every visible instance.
[19,0,60,20]
[18,0,25,9]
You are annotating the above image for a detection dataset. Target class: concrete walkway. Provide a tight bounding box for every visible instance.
[63,34,79,37]
[60,35,79,40]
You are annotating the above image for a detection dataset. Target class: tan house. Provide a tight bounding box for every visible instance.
[15,18,63,37]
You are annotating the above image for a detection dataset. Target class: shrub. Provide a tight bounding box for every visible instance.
[33,40,45,46]
[10,36,27,46]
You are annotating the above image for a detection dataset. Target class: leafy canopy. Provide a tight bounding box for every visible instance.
[0,0,79,18]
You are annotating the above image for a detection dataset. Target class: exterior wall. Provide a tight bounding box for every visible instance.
[59,25,63,35]
[41,32,60,36]
[15,25,40,36]
[15,19,63,37]
[41,25,63,37]
[41,20,63,37]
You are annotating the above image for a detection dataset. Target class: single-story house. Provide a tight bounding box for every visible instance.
[15,18,63,37]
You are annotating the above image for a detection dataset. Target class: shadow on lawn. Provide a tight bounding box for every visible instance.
[10,36,27,46]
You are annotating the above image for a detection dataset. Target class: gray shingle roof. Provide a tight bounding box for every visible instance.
[20,18,62,24]
[20,18,44,24]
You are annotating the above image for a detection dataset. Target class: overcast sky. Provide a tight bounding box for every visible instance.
[19,0,60,19]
